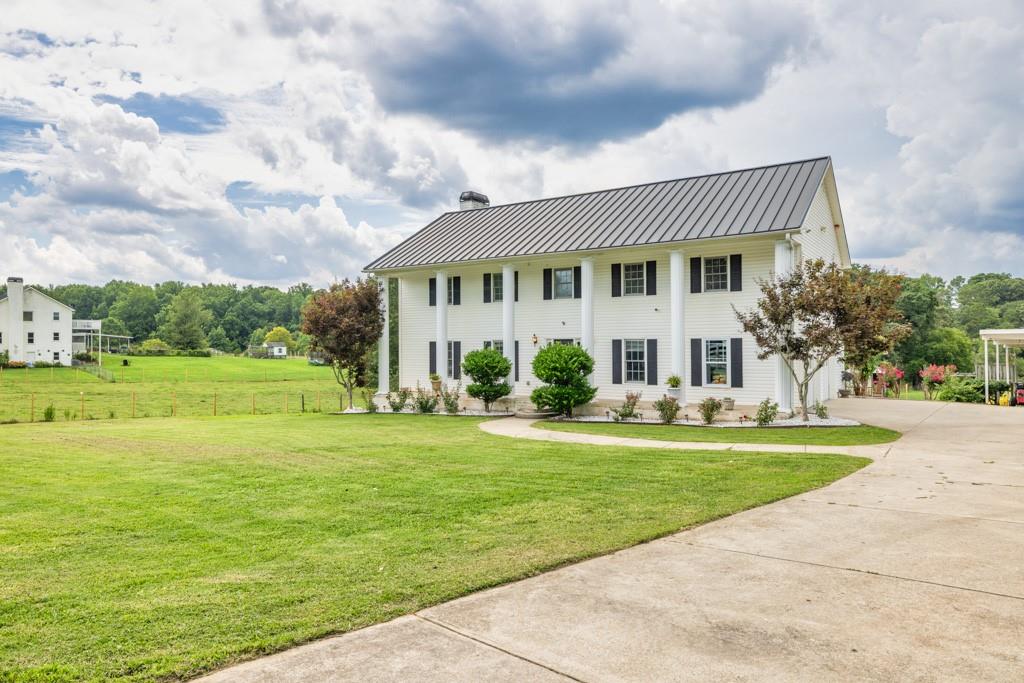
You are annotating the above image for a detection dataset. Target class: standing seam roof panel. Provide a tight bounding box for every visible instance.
[364,157,832,271]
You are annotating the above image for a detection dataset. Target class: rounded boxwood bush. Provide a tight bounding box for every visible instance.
[462,348,512,412]
[530,344,597,416]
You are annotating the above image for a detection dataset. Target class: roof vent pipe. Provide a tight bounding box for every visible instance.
[459,190,490,210]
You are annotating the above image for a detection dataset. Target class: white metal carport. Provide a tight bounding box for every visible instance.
[979,329,1024,403]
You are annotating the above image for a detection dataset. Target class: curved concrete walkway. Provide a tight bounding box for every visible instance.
[479,415,885,455]
[200,399,1023,682]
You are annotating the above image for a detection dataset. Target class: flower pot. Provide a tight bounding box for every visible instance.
[838,389,851,398]
[721,397,735,411]
[430,379,442,392]
[666,387,681,400]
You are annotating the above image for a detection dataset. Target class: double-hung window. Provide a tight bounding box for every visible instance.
[53,311,60,321]
[53,332,60,341]
[483,339,504,354]
[446,278,454,305]
[624,339,646,383]
[703,257,728,292]
[27,332,35,345]
[491,273,503,302]
[446,341,455,378]
[553,268,574,299]
[623,263,645,295]
[705,339,728,385]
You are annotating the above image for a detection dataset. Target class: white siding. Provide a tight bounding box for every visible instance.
[0,288,73,365]
[395,235,794,408]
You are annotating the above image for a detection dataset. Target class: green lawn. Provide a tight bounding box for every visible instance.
[0,415,868,681]
[0,357,355,423]
[538,420,900,445]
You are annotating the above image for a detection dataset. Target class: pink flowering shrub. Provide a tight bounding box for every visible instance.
[919,364,957,399]
[875,362,905,398]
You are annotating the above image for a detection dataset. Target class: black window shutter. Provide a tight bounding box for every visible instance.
[690,338,702,387]
[646,338,658,385]
[690,257,702,293]
[611,339,623,384]
[429,341,436,375]
[483,273,491,303]
[514,340,520,381]
[452,276,461,305]
[514,271,519,301]
[428,277,436,306]
[646,260,657,295]
[453,341,462,380]
[543,268,552,300]
[611,263,622,297]
[573,265,582,298]
[730,254,742,292]
[730,338,743,388]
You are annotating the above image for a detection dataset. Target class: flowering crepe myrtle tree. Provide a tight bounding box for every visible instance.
[735,259,849,422]
[301,278,383,408]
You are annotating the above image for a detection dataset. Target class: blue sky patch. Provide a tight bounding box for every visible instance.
[97,92,226,134]
[226,181,319,212]
[0,169,37,201]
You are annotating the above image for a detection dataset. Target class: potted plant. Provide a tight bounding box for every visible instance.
[839,370,853,398]
[721,396,735,411]
[666,374,682,399]
[429,372,442,392]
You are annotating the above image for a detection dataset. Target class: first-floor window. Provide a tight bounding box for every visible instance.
[447,341,454,377]
[549,338,579,346]
[27,332,35,344]
[624,339,646,382]
[53,352,60,361]
[483,339,504,354]
[553,267,574,299]
[705,339,728,385]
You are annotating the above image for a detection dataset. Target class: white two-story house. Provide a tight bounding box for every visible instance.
[365,157,851,413]
[0,277,74,366]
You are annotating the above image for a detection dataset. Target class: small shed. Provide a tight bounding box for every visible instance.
[264,341,288,358]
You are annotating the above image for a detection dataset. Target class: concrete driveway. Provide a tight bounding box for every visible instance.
[199,400,1023,682]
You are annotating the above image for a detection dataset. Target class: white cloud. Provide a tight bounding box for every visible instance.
[0,0,1022,286]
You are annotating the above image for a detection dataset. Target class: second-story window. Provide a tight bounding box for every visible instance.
[23,311,33,322]
[553,268,574,299]
[491,273,503,302]
[703,257,728,292]
[27,332,35,344]
[623,263,645,295]
[53,311,60,321]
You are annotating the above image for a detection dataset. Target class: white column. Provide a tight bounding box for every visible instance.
[436,269,448,380]
[1007,345,1012,382]
[774,240,794,411]
[669,250,685,404]
[984,338,990,403]
[580,257,594,356]
[502,264,515,389]
[376,277,390,395]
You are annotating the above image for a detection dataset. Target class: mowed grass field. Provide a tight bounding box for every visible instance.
[0,356,359,422]
[0,414,869,681]
[538,420,901,445]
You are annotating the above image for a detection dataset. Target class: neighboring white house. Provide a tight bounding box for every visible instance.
[0,277,74,366]
[365,157,851,413]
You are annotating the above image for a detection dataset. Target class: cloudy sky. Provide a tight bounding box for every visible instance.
[1,0,1022,287]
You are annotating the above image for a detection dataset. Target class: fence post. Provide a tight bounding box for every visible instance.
[284,393,289,414]
[120,367,124,383]
[131,391,136,418]
[317,390,321,412]
[80,392,84,420]
[172,391,177,417]
[251,392,255,415]
[213,391,217,417]
[30,393,35,423]
[301,393,305,413]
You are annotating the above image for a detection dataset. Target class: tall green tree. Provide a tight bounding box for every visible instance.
[160,290,212,350]
[108,286,160,340]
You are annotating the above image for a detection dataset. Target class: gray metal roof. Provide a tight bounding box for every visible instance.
[366,156,831,271]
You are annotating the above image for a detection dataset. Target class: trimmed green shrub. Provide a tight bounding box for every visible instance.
[652,395,680,424]
[439,382,461,414]
[698,397,722,425]
[935,376,984,403]
[755,398,779,427]
[414,385,438,413]
[461,348,511,412]
[530,344,597,416]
